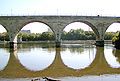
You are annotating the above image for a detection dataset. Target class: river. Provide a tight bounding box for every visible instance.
[0,43,120,81]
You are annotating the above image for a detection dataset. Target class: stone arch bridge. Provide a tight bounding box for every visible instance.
[0,16,120,48]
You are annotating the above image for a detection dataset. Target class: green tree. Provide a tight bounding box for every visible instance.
[61,28,96,40]
[112,31,120,49]
[104,32,114,40]
[0,32,9,41]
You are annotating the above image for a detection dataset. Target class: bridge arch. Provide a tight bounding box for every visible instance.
[62,21,99,39]
[0,24,9,41]
[104,22,120,41]
[18,21,55,35]
[15,21,55,43]
[105,22,120,33]
[0,24,9,33]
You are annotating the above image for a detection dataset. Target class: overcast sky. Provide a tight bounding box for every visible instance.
[0,0,120,33]
[1,0,120,16]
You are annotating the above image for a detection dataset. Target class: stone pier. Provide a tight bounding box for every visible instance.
[9,42,17,50]
[95,40,104,47]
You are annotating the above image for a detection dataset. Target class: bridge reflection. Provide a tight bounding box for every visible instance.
[114,50,120,64]
[79,47,111,75]
[0,47,120,78]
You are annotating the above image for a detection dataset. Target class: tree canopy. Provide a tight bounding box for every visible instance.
[0,28,115,41]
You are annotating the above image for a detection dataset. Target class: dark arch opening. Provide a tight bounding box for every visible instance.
[0,24,9,42]
[17,22,55,43]
[62,22,97,43]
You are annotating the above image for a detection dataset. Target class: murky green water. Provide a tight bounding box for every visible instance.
[0,43,120,80]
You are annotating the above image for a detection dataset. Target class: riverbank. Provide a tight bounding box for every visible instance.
[0,74,120,81]
[0,40,112,44]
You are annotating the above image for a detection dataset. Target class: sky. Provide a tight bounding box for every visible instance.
[0,0,120,33]
[1,0,120,16]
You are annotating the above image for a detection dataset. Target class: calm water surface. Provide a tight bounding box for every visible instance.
[0,48,10,71]
[0,43,120,80]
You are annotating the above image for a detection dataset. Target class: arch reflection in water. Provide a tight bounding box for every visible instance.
[0,48,10,71]
[104,45,120,68]
[61,45,96,69]
[17,47,56,71]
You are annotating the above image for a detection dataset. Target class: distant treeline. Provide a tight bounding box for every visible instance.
[0,29,115,41]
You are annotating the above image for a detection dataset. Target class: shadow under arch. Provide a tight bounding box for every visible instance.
[62,21,99,39]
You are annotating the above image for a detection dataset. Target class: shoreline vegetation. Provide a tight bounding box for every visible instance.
[0,40,112,45]
[0,28,115,48]
[112,31,120,49]
[0,40,113,48]
[0,28,115,42]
